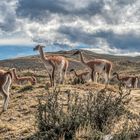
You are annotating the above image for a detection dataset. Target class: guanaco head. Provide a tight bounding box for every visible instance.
[72,50,81,55]
[70,69,75,72]
[112,72,119,79]
[33,45,45,51]
[9,68,17,79]
[31,76,37,85]
[112,72,118,76]
[10,68,16,72]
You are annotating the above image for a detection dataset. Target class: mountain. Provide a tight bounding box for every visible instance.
[0,49,140,75]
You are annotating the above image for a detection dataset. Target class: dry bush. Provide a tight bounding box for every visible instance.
[71,77,86,85]
[11,85,21,90]
[113,112,140,140]
[32,87,139,140]
[18,85,33,93]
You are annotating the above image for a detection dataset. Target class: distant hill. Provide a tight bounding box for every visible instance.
[0,49,140,74]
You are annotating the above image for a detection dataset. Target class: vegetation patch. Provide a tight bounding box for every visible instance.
[26,87,140,140]
[18,85,33,93]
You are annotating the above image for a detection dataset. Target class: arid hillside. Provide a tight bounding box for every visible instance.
[0,49,140,74]
[0,50,140,139]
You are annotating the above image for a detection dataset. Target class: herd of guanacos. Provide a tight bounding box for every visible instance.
[0,44,139,111]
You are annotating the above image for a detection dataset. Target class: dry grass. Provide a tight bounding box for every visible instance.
[0,50,139,139]
[0,73,139,139]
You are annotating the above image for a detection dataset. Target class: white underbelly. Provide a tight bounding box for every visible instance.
[95,64,105,73]
[124,78,132,87]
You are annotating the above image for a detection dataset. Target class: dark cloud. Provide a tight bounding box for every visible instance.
[58,25,140,51]
[58,25,98,45]
[0,1,17,32]
[16,0,140,25]
[16,0,66,21]
[16,0,104,21]
[116,0,136,6]
[0,15,17,32]
[94,30,140,51]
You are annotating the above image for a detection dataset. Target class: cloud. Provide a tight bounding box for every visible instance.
[58,25,98,45]
[0,0,140,56]
[16,0,104,21]
[0,38,34,45]
[93,29,140,51]
[58,25,140,51]
[16,0,140,25]
[0,0,19,32]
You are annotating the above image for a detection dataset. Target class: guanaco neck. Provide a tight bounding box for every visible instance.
[39,47,47,61]
[13,69,19,80]
[115,73,121,81]
[73,70,78,77]
[79,51,86,64]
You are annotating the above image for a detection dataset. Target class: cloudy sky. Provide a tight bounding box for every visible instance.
[0,0,140,57]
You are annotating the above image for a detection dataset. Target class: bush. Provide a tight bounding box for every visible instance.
[11,85,21,90]
[113,112,140,140]
[87,88,131,132]
[34,87,139,140]
[36,89,86,139]
[71,77,86,85]
[18,85,33,93]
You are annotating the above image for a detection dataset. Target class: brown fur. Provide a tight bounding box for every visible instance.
[113,72,138,88]
[73,50,112,84]
[0,69,12,111]
[0,70,12,86]
[16,77,36,85]
[70,69,89,81]
[11,68,36,85]
[33,45,69,86]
